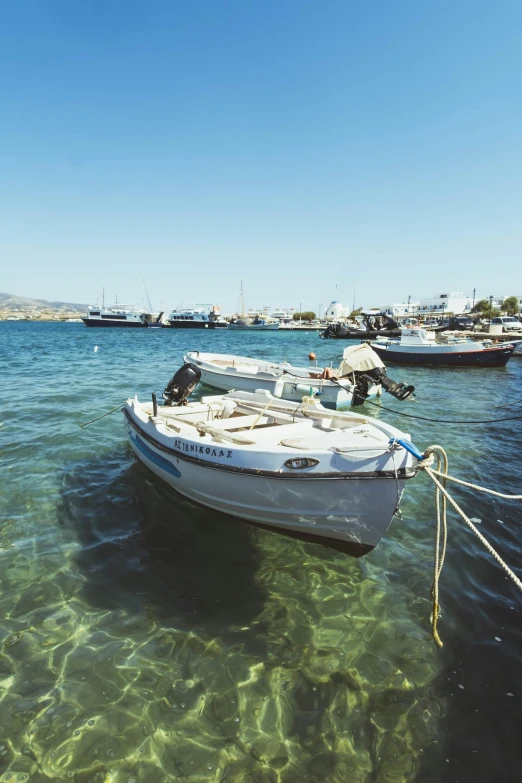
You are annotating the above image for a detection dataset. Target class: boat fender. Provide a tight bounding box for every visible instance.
[274,376,285,398]
[391,438,425,461]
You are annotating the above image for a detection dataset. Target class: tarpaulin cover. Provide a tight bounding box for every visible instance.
[339,343,385,375]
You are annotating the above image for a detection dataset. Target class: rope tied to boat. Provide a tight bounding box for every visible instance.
[417,445,522,647]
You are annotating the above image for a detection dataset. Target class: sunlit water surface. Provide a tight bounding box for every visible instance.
[1,322,521,783]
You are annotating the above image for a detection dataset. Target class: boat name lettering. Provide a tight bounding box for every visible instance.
[173,439,232,459]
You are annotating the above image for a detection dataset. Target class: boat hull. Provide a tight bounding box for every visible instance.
[323,329,401,339]
[82,318,148,328]
[197,366,355,408]
[167,321,228,329]
[123,405,414,553]
[370,344,515,367]
[228,323,280,330]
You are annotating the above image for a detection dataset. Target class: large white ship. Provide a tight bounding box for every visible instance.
[166,305,228,329]
[82,304,152,328]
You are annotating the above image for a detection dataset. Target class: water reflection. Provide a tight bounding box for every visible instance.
[60,449,266,639]
[0,447,436,781]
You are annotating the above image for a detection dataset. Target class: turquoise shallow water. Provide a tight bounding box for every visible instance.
[1,322,521,783]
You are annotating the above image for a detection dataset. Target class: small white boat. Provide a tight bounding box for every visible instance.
[123,364,421,554]
[185,347,372,408]
[184,345,414,409]
[227,317,279,330]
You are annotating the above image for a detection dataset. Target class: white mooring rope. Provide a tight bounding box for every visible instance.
[418,445,522,647]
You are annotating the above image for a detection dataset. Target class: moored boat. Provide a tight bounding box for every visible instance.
[228,316,279,330]
[82,305,152,327]
[167,305,228,329]
[323,326,401,339]
[123,363,421,554]
[369,328,515,367]
[322,315,402,340]
[184,344,415,409]
[227,281,279,329]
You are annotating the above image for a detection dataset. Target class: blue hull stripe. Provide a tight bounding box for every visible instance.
[129,430,181,478]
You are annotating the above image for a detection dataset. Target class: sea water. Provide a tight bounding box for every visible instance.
[0,322,521,782]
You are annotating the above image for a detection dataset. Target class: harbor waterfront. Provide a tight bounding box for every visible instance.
[1,321,522,782]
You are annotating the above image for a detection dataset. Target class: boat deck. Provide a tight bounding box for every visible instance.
[138,396,380,450]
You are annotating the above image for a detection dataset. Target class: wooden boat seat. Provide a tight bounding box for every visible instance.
[226,364,259,374]
[199,414,270,430]
[248,421,316,442]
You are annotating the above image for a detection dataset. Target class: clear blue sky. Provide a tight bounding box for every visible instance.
[1,0,521,313]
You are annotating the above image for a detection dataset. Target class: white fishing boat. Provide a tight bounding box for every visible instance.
[123,363,421,554]
[370,328,515,367]
[184,345,415,408]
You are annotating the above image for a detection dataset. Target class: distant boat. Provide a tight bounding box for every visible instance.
[82,305,151,328]
[369,328,515,367]
[83,281,162,328]
[166,305,228,329]
[228,281,280,330]
[228,316,279,330]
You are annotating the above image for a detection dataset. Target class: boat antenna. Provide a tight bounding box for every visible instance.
[102,287,105,308]
[240,280,245,316]
[141,276,153,312]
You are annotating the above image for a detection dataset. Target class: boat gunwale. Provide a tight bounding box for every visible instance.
[123,408,417,481]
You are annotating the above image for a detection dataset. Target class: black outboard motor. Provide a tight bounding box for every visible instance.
[323,323,341,339]
[382,314,400,330]
[352,367,415,406]
[163,362,202,406]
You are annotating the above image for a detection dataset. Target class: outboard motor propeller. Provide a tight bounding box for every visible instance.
[163,362,202,406]
[352,366,415,406]
[376,369,415,401]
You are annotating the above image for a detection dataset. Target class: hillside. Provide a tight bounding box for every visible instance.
[0,292,88,312]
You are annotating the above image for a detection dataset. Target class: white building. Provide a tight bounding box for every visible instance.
[381,302,420,318]
[325,301,349,320]
[419,292,472,315]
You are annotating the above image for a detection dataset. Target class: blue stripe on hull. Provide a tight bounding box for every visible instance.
[129,430,182,477]
[371,346,513,367]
